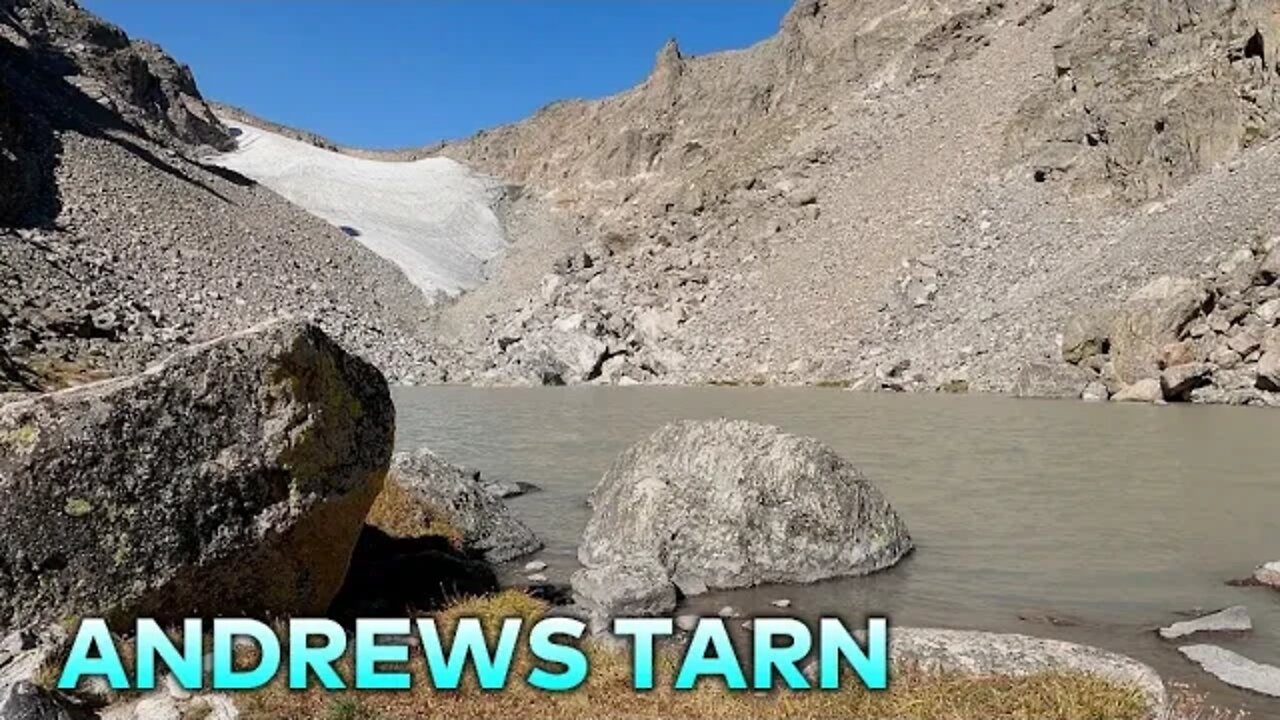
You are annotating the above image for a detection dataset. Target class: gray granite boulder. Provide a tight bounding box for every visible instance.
[0,319,393,631]
[1158,606,1251,639]
[573,420,911,617]
[1179,645,1280,698]
[384,449,542,563]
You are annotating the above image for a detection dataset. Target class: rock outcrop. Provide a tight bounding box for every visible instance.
[572,419,911,619]
[372,448,542,563]
[1011,0,1280,202]
[3,0,233,152]
[0,319,393,631]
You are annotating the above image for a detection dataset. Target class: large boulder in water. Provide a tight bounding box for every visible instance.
[0,319,393,631]
[572,420,911,618]
[371,449,542,563]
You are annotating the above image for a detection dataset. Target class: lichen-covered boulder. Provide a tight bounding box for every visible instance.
[573,420,911,616]
[0,319,393,631]
[374,449,542,563]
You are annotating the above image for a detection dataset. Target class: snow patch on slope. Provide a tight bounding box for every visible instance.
[210,119,506,298]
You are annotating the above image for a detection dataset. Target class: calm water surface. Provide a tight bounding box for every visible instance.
[394,387,1280,714]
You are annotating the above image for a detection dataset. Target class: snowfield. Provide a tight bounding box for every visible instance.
[210,119,507,298]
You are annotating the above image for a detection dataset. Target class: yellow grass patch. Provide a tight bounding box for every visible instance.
[365,478,464,551]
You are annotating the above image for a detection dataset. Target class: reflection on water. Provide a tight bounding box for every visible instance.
[393,386,1280,713]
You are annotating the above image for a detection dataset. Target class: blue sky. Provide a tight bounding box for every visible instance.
[82,1,791,149]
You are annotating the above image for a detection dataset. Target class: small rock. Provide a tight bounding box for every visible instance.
[770,598,792,609]
[1259,349,1280,392]
[717,606,739,618]
[1256,298,1280,325]
[0,682,73,720]
[1160,363,1212,401]
[526,573,548,583]
[1081,381,1109,402]
[133,695,182,720]
[1254,561,1280,589]
[676,614,699,632]
[524,561,548,573]
[1159,606,1251,639]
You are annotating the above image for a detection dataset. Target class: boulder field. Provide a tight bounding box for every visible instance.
[1023,238,1280,405]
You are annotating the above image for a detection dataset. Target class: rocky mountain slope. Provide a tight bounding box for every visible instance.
[5,0,1280,401]
[413,0,1280,395]
[0,0,443,391]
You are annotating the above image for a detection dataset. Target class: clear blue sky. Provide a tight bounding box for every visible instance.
[82,1,791,149]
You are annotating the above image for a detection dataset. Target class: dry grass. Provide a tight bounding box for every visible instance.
[235,594,1153,720]
[364,479,464,551]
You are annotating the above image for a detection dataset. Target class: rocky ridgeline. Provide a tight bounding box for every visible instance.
[1041,238,1280,405]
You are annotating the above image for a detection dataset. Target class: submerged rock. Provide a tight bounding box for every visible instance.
[573,419,911,620]
[1158,606,1251,639]
[379,449,542,563]
[1179,645,1280,698]
[0,319,392,630]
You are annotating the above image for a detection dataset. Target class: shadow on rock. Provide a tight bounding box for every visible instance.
[328,525,499,623]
